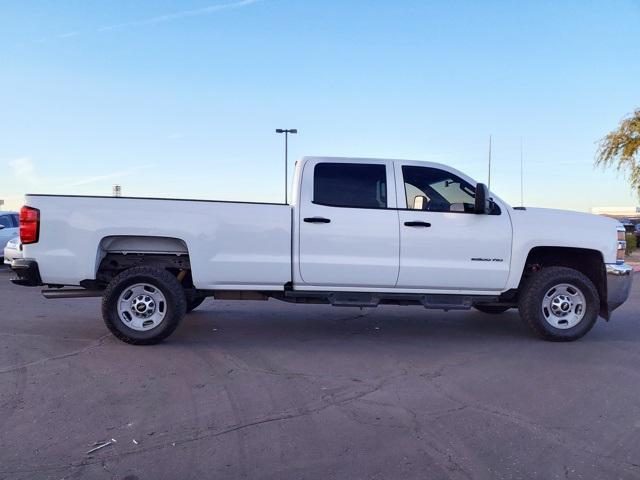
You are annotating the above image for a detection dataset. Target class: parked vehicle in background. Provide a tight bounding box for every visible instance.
[9,157,634,345]
[633,223,640,248]
[3,237,22,265]
[619,218,635,234]
[0,211,19,260]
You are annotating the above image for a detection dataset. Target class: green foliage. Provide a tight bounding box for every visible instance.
[596,109,640,198]
[625,232,637,255]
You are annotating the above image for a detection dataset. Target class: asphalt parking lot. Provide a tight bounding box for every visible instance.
[1,265,639,480]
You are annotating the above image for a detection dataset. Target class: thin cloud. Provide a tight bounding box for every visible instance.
[67,164,156,187]
[98,0,261,32]
[15,0,262,47]
[58,31,80,38]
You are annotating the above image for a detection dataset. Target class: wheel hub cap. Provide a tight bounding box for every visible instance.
[132,295,156,318]
[551,294,572,315]
[117,283,167,331]
[541,283,586,329]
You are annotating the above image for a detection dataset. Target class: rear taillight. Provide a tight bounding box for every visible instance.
[20,206,40,244]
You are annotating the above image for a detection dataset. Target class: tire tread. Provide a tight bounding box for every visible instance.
[101,267,186,345]
[518,266,599,342]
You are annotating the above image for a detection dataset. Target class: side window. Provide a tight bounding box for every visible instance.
[314,163,387,208]
[0,215,12,228]
[403,166,479,214]
[12,214,19,227]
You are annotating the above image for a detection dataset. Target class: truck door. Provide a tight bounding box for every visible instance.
[395,162,512,290]
[297,159,400,288]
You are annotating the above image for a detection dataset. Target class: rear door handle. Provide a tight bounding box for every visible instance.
[304,217,331,224]
[404,221,431,227]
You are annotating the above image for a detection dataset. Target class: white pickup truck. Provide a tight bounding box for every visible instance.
[11,156,633,344]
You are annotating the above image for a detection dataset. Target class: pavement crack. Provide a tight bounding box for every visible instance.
[0,381,385,477]
[426,368,640,475]
[0,334,111,375]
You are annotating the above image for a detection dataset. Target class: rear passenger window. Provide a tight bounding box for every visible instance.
[313,163,387,208]
[0,216,12,228]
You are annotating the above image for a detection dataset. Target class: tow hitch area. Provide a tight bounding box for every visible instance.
[10,259,43,287]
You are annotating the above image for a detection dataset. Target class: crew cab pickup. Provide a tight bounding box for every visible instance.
[11,156,633,344]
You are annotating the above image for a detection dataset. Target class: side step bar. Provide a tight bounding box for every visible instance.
[283,290,500,310]
[40,288,502,310]
[42,289,103,299]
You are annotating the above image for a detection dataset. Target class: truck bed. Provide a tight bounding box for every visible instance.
[22,194,292,289]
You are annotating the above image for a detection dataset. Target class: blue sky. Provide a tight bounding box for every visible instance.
[1,0,639,211]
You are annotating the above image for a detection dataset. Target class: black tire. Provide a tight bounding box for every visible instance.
[102,267,186,345]
[185,293,206,313]
[518,266,599,342]
[474,305,511,314]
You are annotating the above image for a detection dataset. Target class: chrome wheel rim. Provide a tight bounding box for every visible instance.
[117,283,167,331]
[541,283,586,329]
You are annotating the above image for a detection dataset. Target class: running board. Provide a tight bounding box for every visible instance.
[421,295,474,310]
[283,290,498,310]
[328,293,380,307]
[42,289,103,299]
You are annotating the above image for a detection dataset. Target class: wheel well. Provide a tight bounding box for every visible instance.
[522,246,607,317]
[98,235,188,256]
[89,236,192,289]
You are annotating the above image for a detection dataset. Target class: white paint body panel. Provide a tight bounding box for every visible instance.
[396,209,512,290]
[22,157,621,295]
[22,196,292,289]
[392,161,512,291]
[504,207,620,289]
[297,158,400,287]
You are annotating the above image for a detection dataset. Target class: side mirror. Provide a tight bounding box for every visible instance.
[0,225,5,230]
[474,183,491,214]
[413,195,428,210]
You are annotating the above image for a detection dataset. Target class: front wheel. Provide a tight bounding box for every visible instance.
[518,266,599,342]
[102,267,186,345]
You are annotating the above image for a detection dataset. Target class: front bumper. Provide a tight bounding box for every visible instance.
[606,263,634,313]
[10,259,43,287]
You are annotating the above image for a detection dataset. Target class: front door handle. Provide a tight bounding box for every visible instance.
[304,217,331,224]
[404,221,431,227]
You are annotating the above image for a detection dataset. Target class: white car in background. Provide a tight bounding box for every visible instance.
[4,237,22,265]
[0,211,19,263]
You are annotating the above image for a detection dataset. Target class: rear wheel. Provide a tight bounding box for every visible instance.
[518,266,599,342]
[102,267,186,345]
[474,305,510,314]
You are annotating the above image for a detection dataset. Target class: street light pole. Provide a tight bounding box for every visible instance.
[276,128,297,204]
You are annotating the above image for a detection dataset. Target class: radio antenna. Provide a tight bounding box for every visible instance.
[487,135,492,189]
[520,137,524,207]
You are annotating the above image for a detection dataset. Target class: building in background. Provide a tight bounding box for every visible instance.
[591,207,640,232]
[591,206,640,220]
